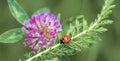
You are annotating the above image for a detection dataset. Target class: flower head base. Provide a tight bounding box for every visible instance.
[22,13,62,51]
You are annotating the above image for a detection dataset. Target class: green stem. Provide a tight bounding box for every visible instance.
[26,44,61,61]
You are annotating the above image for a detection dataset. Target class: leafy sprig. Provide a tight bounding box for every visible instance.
[25,0,115,61]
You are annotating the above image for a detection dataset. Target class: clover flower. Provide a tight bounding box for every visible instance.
[22,13,62,52]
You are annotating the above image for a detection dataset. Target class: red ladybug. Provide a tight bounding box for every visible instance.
[60,35,71,44]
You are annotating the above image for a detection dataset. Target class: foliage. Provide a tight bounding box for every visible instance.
[0,0,115,61]
[25,0,115,61]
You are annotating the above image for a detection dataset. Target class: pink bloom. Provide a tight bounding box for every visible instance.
[22,13,62,51]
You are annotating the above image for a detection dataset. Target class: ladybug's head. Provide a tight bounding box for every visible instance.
[60,38,64,44]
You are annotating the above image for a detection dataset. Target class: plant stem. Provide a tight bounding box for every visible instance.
[26,44,61,61]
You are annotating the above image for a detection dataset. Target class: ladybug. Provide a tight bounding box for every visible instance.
[60,35,71,44]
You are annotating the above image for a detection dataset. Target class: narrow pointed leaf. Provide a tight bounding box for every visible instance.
[57,13,61,20]
[8,0,29,24]
[0,28,23,43]
[83,19,88,30]
[19,59,22,61]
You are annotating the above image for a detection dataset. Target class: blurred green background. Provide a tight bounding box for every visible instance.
[0,0,120,61]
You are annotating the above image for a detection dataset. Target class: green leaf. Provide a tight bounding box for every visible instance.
[58,56,70,61]
[45,58,58,61]
[0,28,23,43]
[33,7,50,16]
[67,23,74,35]
[57,13,61,20]
[75,18,80,33]
[24,52,32,58]
[19,59,22,61]
[8,0,29,25]
[82,18,88,30]
[96,27,108,33]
